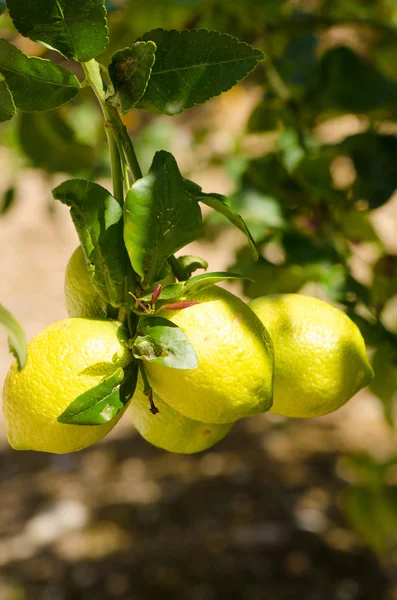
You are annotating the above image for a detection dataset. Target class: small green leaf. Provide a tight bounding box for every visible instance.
[0,39,80,112]
[7,0,109,62]
[108,41,156,113]
[0,186,16,215]
[0,75,16,122]
[137,29,264,115]
[132,316,198,369]
[124,151,202,288]
[57,362,138,426]
[184,178,258,259]
[53,179,128,307]
[177,255,208,277]
[0,303,27,369]
[141,272,249,303]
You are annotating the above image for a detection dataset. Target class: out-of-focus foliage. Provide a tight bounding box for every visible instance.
[1,0,397,554]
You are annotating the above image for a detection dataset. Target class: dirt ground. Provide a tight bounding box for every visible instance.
[1,154,397,599]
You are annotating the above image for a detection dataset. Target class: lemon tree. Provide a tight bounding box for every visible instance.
[3,318,134,453]
[249,294,374,418]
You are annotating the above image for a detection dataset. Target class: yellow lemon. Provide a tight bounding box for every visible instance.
[64,246,108,318]
[130,375,234,454]
[2,318,132,453]
[249,294,374,418]
[144,286,274,424]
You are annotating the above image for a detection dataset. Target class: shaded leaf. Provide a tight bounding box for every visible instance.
[369,342,397,427]
[7,0,109,62]
[57,362,138,425]
[0,303,27,369]
[108,41,156,113]
[124,151,202,288]
[53,179,128,307]
[184,178,258,259]
[137,28,264,115]
[18,110,97,174]
[0,0,6,15]
[0,39,80,112]
[177,255,208,277]
[0,76,16,122]
[132,315,198,369]
[0,186,16,215]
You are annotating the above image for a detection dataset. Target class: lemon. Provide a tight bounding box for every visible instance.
[64,246,108,319]
[144,286,274,424]
[2,318,132,453]
[130,375,234,453]
[249,294,374,418]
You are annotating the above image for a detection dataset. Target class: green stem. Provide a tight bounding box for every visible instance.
[138,363,159,415]
[167,255,188,281]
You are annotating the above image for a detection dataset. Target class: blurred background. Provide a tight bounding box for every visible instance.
[1,0,397,598]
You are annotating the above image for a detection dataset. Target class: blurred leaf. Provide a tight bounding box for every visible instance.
[231,188,285,241]
[0,76,16,122]
[137,29,264,115]
[58,362,138,425]
[0,303,27,369]
[0,0,6,15]
[275,34,318,97]
[124,151,202,287]
[345,484,397,552]
[247,97,293,133]
[369,342,397,426]
[314,46,394,114]
[283,230,339,266]
[339,209,380,243]
[107,41,156,113]
[0,186,15,215]
[18,110,97,174]
[53,179,128,307]
[7,0,109,62]
[132,315,198,369]
[0,39,80,112]
[341,131,397,209]
[177,255,208,277]
[371,256,397,310]
[183,178,258,259]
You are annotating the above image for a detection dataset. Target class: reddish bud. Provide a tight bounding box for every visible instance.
[161,300,200,311]
[151,284,163,304]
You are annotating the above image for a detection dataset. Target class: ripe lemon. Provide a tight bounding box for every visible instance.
[144,286,274,424]
[249,294,374,418]
[2,318,132,453]
[130,375,234,453]
[64,246,108,318]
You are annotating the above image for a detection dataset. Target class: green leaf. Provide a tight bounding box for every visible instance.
[132,315,198,369]
[123,151,202,288]
[107,41,156,113]
[369,343,397,427]
[53,179,128,307]
[18,110,97,174]
[0,75,16,122]
[137,29,264,115]
[183,178,258,260]
[177,255,208,277]
[0,1,6,15]
[341,131,397,209]
[0,303,27,369]
[141,271,249,302]
[0,186,16,215]
[7,0,109,62]
[57,363,138,426]
[0,39,80,112]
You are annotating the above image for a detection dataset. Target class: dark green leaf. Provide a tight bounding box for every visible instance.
[177,255,208,277]
[247,98,293,133]
[57,363,138,425]
[137,29,264,115]
[7,0,109,62]
[0,186,16,215]
[18,110,97,174]
[53,179,128,306]
[0,75,16,122]
[183,178,258,259]
[124,151,202,288]
[0,0,6,15]
[369,343,397,427]
[108,41,156,113]
[341,131,397,209]
[141,271,249,302]
[0,40,80,112]
[0,303,27,369]
[314,46,394,114]
[132,315,198,369]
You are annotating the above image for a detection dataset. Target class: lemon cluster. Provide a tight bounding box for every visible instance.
[2,246,373,454]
